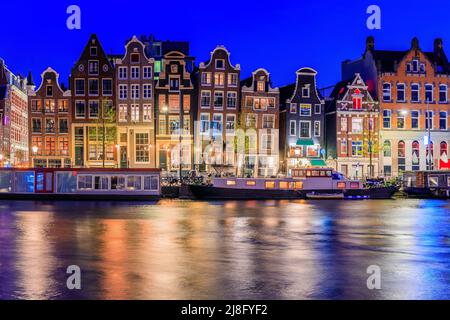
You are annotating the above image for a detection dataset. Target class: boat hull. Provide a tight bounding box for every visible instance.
[403,187,450,199]
[0,193,161,201]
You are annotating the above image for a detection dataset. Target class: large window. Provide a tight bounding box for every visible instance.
[411,84,420,102]
[214,92,224,108]
[411,111,419,129]
[143,66,152,79]
[88,79,99,96]
[412,141,420,170]
[314,121,321,137]
[439,84,448,103]
[143,84,152,99]
[59,137,69,156]
[341,139,347,156]
[398,141,406,173]
[212,114,223,134]
[383,110,391,129]
[31,100,42,112]
[440,111,447,130]
[131,67,140,79]
[246,114,257,128]
[200,113,210,134]
[425,84,434,103]
[262,115,275,129]
[397,83,405,102]
[397,112,405,129]
[227,92,237,108]
[299,121,311,138]
[352,118,363,133]
[340,117,348,131]
[131,84,140,99]
[119,67,127,80]
[136,133,150,163]
[58,100,68,113]
[214,73,225,86]
[201,91,211,108]
[119,104,127,122]
[143,104,151,122]
[352,141,363,157]
[102,79,113,96]
[289,120,296,136]
[75,101,85,118]
[59,119,68,133]
[32,118,42,133]
[300,104,311,116]
[226,114,236,133]
[119,84,127,100]
[45,137,56,155]
[228,74,238,87]
[383,83,391,102]
[45,100,55,113]
[75,79,85,96]
[383,140,391,157]
[131,104,139,122]
[89,101,99,118]
[201,73,211,85]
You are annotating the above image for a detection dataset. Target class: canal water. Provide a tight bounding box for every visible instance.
[0,199,449,300]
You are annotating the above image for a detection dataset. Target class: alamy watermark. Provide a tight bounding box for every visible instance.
[66,265,81,290]
[366,265,382,290]
[367,5,381,30]
[66,5,81,30]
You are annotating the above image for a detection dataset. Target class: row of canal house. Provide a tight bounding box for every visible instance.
[5,34,449,178]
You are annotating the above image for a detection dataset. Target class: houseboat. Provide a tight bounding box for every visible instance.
[0,168,161,201]
[189,168,397,200]
[403,171,450,199]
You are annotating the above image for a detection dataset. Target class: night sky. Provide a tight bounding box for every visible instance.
[1,0,449,89]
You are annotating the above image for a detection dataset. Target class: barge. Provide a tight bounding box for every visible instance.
[0,168,161,201]
[403,171,450,199]
[189,168,397,200]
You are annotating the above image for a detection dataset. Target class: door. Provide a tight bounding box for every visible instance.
[120,146,128,168]
[35,170,54,193]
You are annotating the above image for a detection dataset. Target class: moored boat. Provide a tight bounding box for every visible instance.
[403,171,450,199]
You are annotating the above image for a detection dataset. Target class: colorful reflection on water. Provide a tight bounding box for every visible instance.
[0,199,449,300]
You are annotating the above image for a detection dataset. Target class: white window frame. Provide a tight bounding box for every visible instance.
[143,66,152,80]
[118,67,127,80]
[314,121,321,137]
[299,120,311,138]
[289,120,296,136]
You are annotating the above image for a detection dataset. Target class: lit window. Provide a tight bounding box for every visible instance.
[265,181,276,189]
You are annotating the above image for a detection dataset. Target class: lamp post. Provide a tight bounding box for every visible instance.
[425,100,432,170]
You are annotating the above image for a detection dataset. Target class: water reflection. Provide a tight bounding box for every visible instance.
[0,199,449,299]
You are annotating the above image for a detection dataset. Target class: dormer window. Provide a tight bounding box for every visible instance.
[90,47,97,56]
[131,53,140,64]
[302,86,310,98]
[46,85,53,97]
[353,89,362,110]
[257,81,265,92]
[215,59,225,69]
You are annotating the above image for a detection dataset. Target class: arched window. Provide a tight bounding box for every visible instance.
[383,140,391,157]
[398,141,406,174]
[440,141,449,169]
[412,141,420,171]
[426,141,434,170]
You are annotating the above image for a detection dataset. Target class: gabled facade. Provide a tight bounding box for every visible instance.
[0,60,29,167]
[28,68,71,168]
[326,74,380,179]
[343,37,450,177]
[114,36,155,169]
[280,68,325,174]
[239,68,280,177]
[70,34,116,168]
[155,51,195,173]
[195,46,240,173]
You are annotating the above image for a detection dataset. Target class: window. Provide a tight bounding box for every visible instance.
[383,140,391,157]
[262,115,275,129]
[136,133,150,163]
[383,83,391,102]
[31,100,42,112]
[340,117,348,131]
[143,84,152,99]
[411,111,419,129]
[397,112,405,129]
[412,59,419,72]
[144,176,159,191]
[46,85,53,97]
[411,84,420,102]
[246,114,257,128]
[412,141,420,169]
[94,176,109,190]
[261,134,273,150]
[352,118,363,133]
[398,141,406,158]
[131,53,140,64]
[227,92,237,108]
[212,114,223,134]
[314,121,321,137]
[32,118,42,133]
[89,79,99,96]
[215,59,225,69]
[159,118,167,135]
[425,84,434,102]
[59,119,68,133]
[119,104,127,122]
[88,61,99,75]
[143,104,151,122]
[440,142,448,167]
[397,83,405,102]
[59,137,69,156]
[315,104,321,114]
[44,100,55,113]
[214,73,224,86]
[119,84,128,100]
[45,136,56,155]
[201,91,211,108]
[131,104,139,122]
[119,67,127,79]
[75,79,85,96]
[75,101,85,118]
[440,111,447,130]
[289,120,296,136]
[300,104,311,116]
[265,181,276,189]
[89,101,99,118]
[439,84,448,103]
[214,92,224,108]
[257,81,265,92]
[302,86,310,98]
[200,113,210,134]
[228,74,238,86]
[169,117,180,135]
[169,77,179,91]
[143,66,152,79]
[102,79,112,96]
[299,121,311,138]
[426,111,433,129]
[201,73,211,85]
[58,100,68,113]
[398,140,406,173]
[90,47,97,56]
[78,176,93,190]
[131,67,140,79]
[341,139,347,155]
[131,84,140,99]
[383,110,391,128]
[352,141,363,157]
[290,103,297,114]
[226,114,236,132]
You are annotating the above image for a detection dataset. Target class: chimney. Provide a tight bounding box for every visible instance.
[411,37,420,50]
[434,38,443,53]
[366,36,375,52]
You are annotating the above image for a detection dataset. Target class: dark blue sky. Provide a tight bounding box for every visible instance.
[1,0,449,88]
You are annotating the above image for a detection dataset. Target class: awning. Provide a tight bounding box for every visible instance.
[310,159,327,167]
[296,139,315,146]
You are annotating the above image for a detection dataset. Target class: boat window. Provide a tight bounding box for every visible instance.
[111,176,126,190]
[144,176,159,191]
[94,176,109,190]
[294,181,303,189]
[265,181,276,189]
[306,171,311,177]
[337,182,346,189]
[320,171,326,177]
[246,181,256,186]
[127,176,142,191]
[78,175,93,190]
[279,181,290,190]
[227,180,236,186]
[428,176,439,188]
[350,182,360,189]
[326,171,332,177]
[447,176,450,187]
